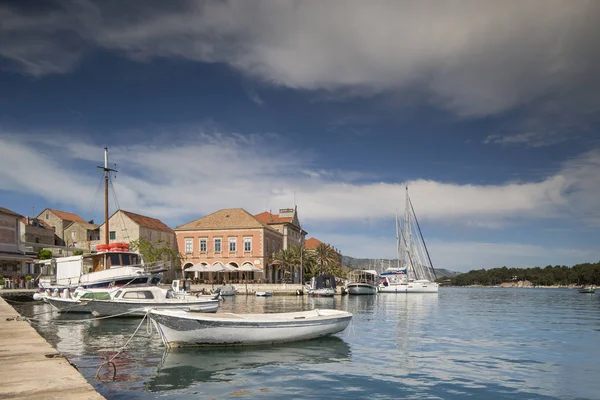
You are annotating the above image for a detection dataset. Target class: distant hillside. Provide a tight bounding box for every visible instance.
[342,255,460,278]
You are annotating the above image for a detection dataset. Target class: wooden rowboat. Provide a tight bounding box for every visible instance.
[149,308,352,347]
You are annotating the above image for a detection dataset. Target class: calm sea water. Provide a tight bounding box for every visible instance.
[14,287,600,399]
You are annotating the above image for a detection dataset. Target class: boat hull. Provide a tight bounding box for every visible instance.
[307,288,336,297]
[45,297,90,313]
[379,281,439,293]
[347,283,378,295]
[87,299,220,317]
[579,287,596,293]
[150,309,352,347]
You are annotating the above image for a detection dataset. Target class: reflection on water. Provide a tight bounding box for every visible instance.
[148,336,351,392]
[13,288,600,399]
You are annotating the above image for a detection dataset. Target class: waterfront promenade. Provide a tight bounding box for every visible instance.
[0,293,104,399]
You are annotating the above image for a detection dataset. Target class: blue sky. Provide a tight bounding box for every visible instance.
[1,0,600,272]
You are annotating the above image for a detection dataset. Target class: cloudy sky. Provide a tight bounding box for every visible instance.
[2,0,600,272]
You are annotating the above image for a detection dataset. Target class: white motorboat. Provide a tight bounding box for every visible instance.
[346,270,379,295]
[305,275,337,297]
[255,291,272,297]
[214,284,238,296]
[44,288,111,313]
[149,308,352,347]
[86,286,220,317]
[36,248,165,296]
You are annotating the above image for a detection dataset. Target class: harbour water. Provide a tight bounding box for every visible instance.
[13,288,600,399]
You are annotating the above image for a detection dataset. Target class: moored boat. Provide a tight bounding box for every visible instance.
[214,284,238,296]
[255,291,272,297]
[379,269,439,293]
[86,286,220,317]
[44,288,111,313]
[346,270,378,295]
[578,286,596,294]
[305,275,336,297]
[149,308,352,347]
[381,187,439,294]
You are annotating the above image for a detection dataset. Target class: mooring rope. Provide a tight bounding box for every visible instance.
[95,310,153,382]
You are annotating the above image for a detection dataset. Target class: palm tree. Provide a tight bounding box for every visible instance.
[272,248,296,283]
[289,244,317,282]
[314,243,339,276]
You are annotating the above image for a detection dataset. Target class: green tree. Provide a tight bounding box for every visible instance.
[313,243,339,276]
[272,248,296,281]
[38,249,52,260]
[73,250,84,256]
[129,238,182,270]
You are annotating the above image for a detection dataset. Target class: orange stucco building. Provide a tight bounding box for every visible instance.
[175,208,304,283]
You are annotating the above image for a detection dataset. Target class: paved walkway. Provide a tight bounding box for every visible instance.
[0,296,104,399]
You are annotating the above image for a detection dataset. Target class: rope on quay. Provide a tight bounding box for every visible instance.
[95,310,154,382]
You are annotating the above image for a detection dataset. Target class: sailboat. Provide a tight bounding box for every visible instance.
[379,187,439,294]
[35,148,166,298]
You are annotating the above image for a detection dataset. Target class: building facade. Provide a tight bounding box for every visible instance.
[37,208,86,245]
[19,217,55,255]
[95,209,176,252]
[175,208,290,283]
[64,220,100,251]
[0,206,34,279]
[254,207,306,250]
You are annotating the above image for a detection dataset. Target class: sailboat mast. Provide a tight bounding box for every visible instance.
[404,186,410,272]
[98,147,117,246]
[395,208,400,269]
[104,149,109,245]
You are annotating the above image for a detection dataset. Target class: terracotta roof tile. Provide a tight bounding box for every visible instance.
[20,217,53,230]
[304,237,323,250]
[254,211,293,224]
[0,206,22,217]
[48,209,86,222]
[121,210,173,232]
[176,208,277,232]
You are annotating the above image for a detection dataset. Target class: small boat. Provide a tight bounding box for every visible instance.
[255,291,272,297]
[346,269,379,295]
[86,286,220,317]
[578,286,596,294]
[149,308,352,347]
[214,284,238,296]
[305,275,336,297]
[44,288,111,313]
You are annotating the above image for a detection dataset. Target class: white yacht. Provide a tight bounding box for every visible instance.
[346,270,379,295]
[85,286,221,317]
[379,187,439,294]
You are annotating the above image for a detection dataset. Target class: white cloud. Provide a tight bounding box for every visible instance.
[3,130,600,269]
[2,1,599,117]
[1,130,599,229]
[484,132,571,148]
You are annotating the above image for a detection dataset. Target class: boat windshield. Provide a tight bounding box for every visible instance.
[79,292,111,300]
[107,253,140,267]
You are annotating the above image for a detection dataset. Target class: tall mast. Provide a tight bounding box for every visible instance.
[395,210,398,268]
[97,147,117,245]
